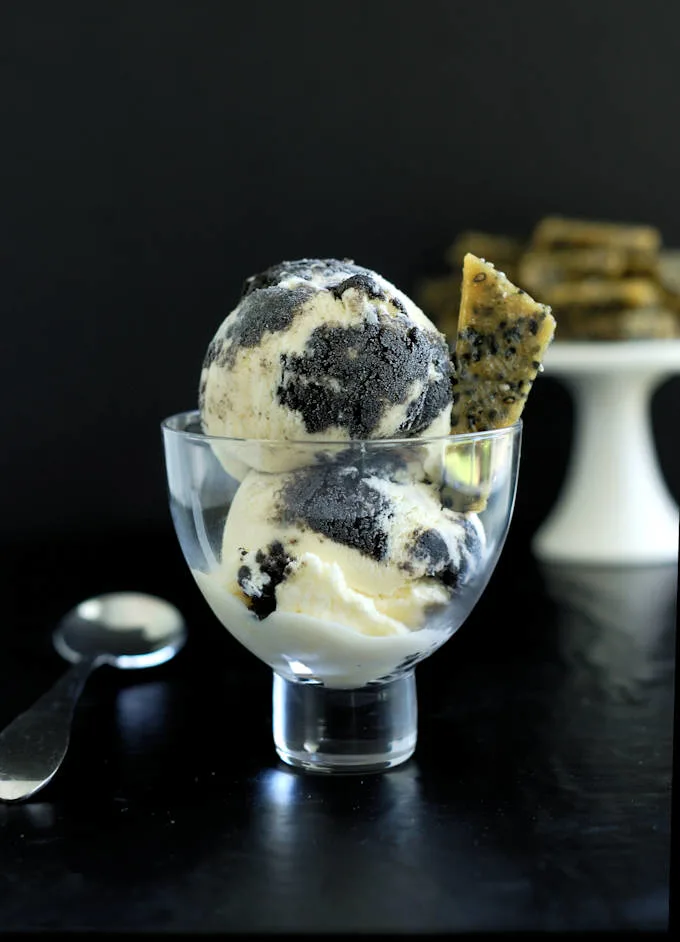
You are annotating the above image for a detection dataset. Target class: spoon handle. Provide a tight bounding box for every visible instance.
[0,656,100,803]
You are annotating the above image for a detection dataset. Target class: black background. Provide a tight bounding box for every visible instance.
[1,0,679,551]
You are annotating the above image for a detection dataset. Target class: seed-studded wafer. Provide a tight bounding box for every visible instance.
[657,249,680,314]
[518,247,658,296]
[451,254,556,434]
[531,215,661,254]
[556,306,678,341]
[446,231,524,279]
[542,278,661,311]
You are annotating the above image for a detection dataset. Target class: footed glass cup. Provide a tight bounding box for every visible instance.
[162,411,521,773]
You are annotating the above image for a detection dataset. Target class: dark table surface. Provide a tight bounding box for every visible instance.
[0,525,675,934]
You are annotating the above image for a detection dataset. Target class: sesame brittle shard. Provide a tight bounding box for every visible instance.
[452,253,556,434]
[531,215,661,254]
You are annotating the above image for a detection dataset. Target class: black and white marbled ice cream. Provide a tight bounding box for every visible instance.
[199,258,454,442]
[214,454,485,637]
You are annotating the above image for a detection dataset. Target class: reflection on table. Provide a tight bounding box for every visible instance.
[539,561,676,700]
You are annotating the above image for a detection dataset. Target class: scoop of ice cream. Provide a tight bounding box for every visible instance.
[199,258,454,445]
[211,453,485,638]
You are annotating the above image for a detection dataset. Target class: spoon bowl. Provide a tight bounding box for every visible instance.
[54,592,187,668]
[0,591,187,803]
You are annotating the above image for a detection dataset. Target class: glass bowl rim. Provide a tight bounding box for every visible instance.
[161,409,522,448]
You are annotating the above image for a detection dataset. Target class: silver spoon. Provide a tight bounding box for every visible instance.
[0,592,187,803]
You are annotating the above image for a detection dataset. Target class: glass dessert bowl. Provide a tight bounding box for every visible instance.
[162,410,521,774]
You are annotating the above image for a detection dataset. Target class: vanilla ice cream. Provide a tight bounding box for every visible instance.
[192,452,486,686]
[199,258,454,443]
[188,256,500,688]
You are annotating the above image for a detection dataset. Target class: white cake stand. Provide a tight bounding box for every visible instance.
[531,339,680,565]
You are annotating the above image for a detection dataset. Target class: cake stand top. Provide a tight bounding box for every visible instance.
[542,338,680,375]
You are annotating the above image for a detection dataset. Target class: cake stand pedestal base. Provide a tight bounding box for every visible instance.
[532,340,680,566]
